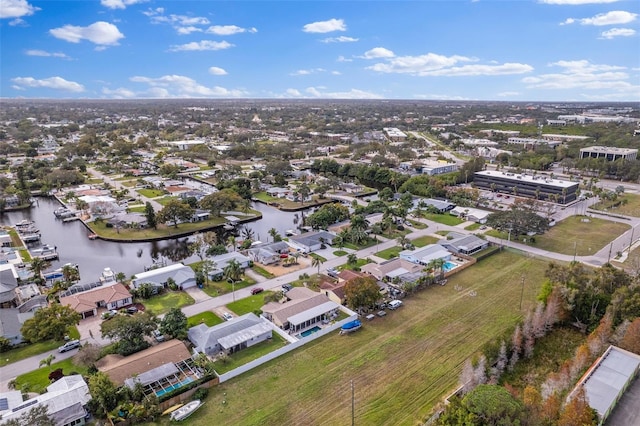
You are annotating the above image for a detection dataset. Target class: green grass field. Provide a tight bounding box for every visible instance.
[170,250,549,426]
[376,246,402,260]
[87,215,231,240]
[212,333,288,374]
[187,311,224,327]
[251,265,275,279]
[533,216,630,256]
[423,213,464,226]
[15,358,89,394]
[411,235,439,247]
[140,291,195,315]
[136,188,166,198]
[0,327,79,367]
[227,292,276,316]
[201,276,257,297]
[590,193,640,217]
[465,222,481,231]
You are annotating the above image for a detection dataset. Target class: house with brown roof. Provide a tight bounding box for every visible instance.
[320,270,366,305]
[98,340,192,387]
[59,283,133,319]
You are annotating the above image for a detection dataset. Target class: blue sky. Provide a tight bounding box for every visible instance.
[1,0,639,101]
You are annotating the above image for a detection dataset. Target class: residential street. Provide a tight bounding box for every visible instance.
[3,188,640,392]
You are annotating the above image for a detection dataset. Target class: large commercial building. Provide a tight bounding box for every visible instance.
[474,170,579,203]
[579,146,638,162]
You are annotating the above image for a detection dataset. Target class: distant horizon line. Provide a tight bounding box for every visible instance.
[2,97,639,105]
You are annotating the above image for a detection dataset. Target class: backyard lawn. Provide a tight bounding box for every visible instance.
[212,333,288,374]
[187,311,224,327]
[87,215,232,240]
[200,276,256,298]
[590,193,640,217]
[140,291,195,315]
[172,250,550,426]
[227,292,277,316]
[411,235,439,247]
[251,265,275,279]
[376,246,402,260]
[533,216,630,256]
[14,358,89,394]
[423,213,464,226]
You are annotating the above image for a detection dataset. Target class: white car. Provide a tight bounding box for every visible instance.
[58,340,81,353]
[223,312,234,321]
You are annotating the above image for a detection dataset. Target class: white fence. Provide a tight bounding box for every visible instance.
[218,311,358,383]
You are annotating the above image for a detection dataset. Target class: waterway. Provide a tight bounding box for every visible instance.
[0,197,312,284]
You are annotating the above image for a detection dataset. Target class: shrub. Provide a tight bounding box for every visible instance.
[193,387,209,400]
[0,336,12,353]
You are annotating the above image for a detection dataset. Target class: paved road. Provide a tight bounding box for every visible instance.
[4,192,639,391]
[87,168,164,212]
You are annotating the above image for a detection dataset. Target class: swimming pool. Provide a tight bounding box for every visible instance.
[300,326,321,338]
[442,261,458,272]
[155,377,194,397]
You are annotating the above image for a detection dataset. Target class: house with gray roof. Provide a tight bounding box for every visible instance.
[400,244,452,266]
[440,232,489,255]
[418,198,456,213]
[188,312,272,355]
[208,252,251,280]
[0,264,19,307]
[288,230,336,253]
[131,263,196,291]
[247,241,290,265]
[361,258,424,281]
[262,289,339,332]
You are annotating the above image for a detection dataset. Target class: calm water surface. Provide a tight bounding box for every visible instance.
[0,197,311,283]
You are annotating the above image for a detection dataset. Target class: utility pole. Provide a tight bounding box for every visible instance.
[608,242,613,264]
[629,226,635,254]
[351,380,355,426]
[519,275,525,311]
[573,241,577,262]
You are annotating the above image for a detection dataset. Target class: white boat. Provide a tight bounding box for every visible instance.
[100,267,115,283]
[170,400,203,421]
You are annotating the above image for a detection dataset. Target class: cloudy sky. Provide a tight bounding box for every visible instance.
[1,0,639,101]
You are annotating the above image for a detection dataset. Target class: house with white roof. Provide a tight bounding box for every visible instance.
[262,287,339,333]
[188,313,273,355]
[131,263,196,292]
[439,232,489,256]
[449,206,491,224]
[361,258,424,281]
[399,244,451,266]
[0,375,91,426]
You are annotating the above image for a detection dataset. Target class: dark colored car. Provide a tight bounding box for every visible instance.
[126,306,138,314]
[251,287,264,295]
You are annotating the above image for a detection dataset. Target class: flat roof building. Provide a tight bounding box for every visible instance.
[474,170,578,204]
[579,146,638,162]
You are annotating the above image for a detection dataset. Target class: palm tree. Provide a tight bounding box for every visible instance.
[62,264,80,284]
[268,227,280,243]
[241,227,255,241]
[397,236,410,249]
[29,257,50,285]
[223,259,242,283]
[200,259,216,287]
[349,227,368,245]
[311,256,324,275]
[432,258,446,280]
[350,214,368,231]
[39,354,56,371]
[227,236,237,252]
[290,251,301,264]
[347,253,358,266]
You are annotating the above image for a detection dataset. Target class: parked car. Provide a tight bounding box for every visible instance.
[125,306,138,315]
[388,300,403,310]
[101,310,118,320]
[223,312,234,321]
[251,287,264,295]
[152,329,165,342]
[58,340,81,353]
[282,284,293,292]
[327,268,339,278]
[377,310,387,317]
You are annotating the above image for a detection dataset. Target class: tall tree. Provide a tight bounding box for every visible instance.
[21,304,81,342]
[223,259,243,283]
[344,276,382,311]
[0,405,55,426]
[100,312,157,356]
[156,199,194,228]
[311,256,324,275]
[160,307,188,340]
[144,202,157,229]
[87,372,119,418]
[557,387,597,426]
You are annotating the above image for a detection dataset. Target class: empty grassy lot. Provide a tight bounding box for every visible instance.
[534,216,630,256]
[422,213,464,226]
[187,311,223,327]
[590,193,640,217]
[411,235,439,247]
[176,250,548,426]
[139,291,194,315]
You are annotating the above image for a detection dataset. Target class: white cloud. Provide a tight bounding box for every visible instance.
[600,27,636,38]
[176,26,202,35]
[366,52,533,77]
[362,47,395,59]
[25,49,70,59]
[100,0,147,9]
[49,21,124,46]
[285,88,302,97]
[151,13,209,26]
[541,0,620,4]
[497,91,521,97]
[522,60,637,94]
[130,74,247,97]
[414,94,472,100]
[11,76,84,92]
[169,40,233,52]
[304,86,382,99]
[331,71,341,75]
[206,25,257,35]
[290,68,326,76]
[0,0,40,19]
[208,66,228,75]
[102,87,136,98]
[321,36,358,43]
[563,10,637,26]
[303,18,346,33]
[337,55,353,62]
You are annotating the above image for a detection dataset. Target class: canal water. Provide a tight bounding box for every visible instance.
[0,197,312,284]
